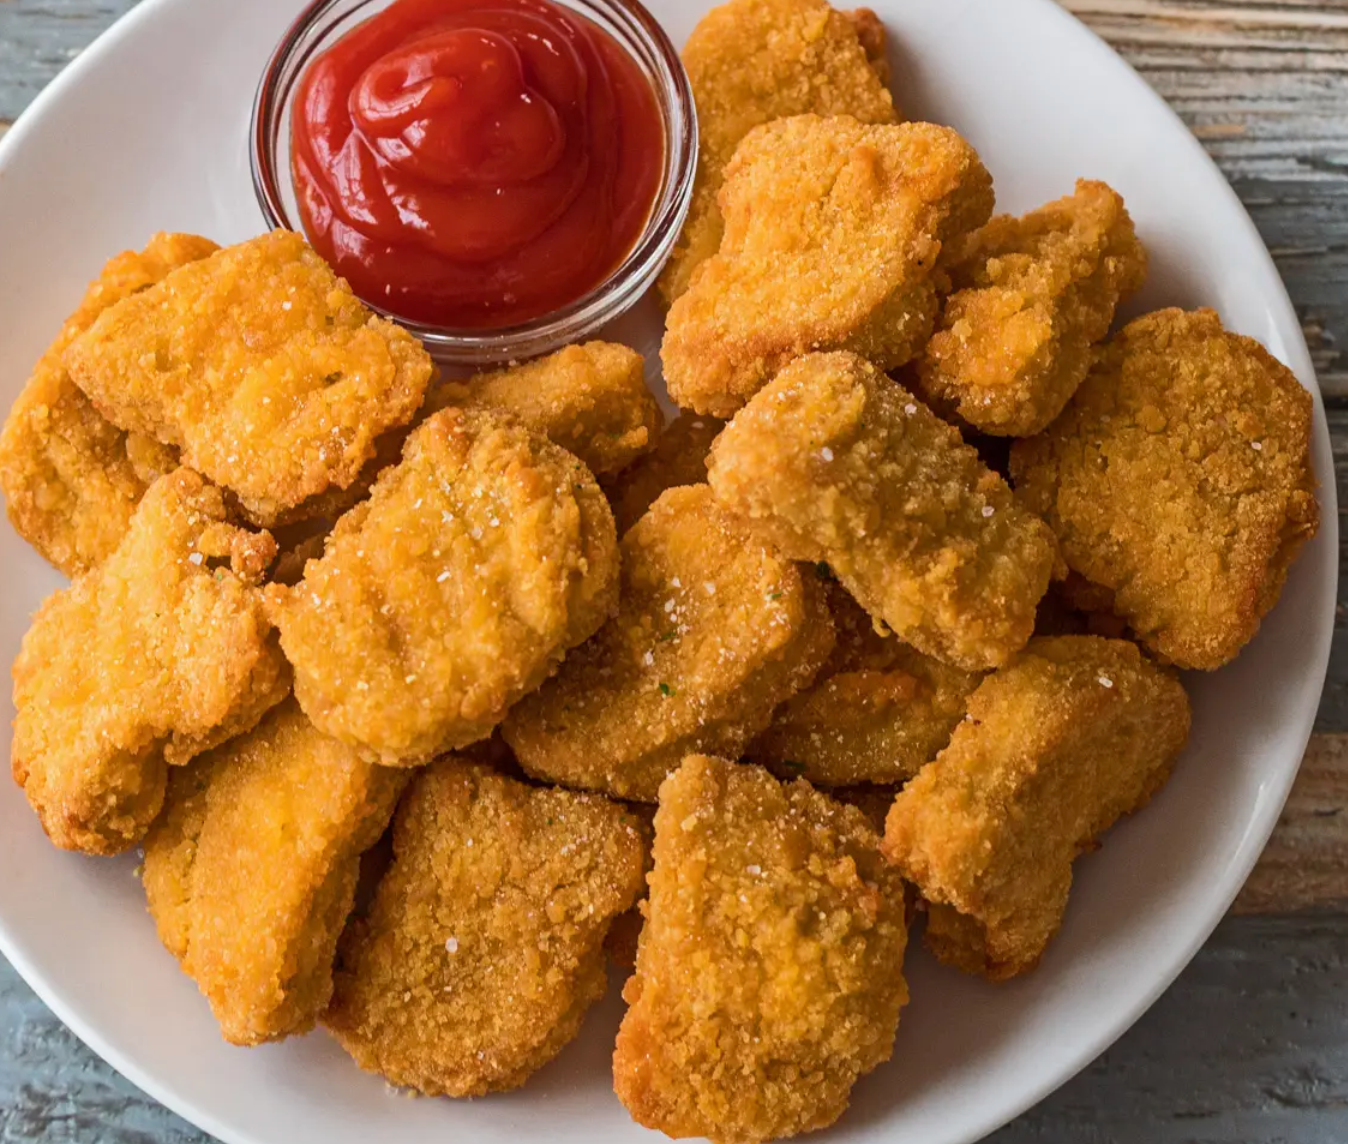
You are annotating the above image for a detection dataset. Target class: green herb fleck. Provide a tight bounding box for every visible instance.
[658,682,675,697]
[781,760,806,775]
[659,630,677,642]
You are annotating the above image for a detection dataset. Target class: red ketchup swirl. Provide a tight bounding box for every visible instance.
[292,0,664,329]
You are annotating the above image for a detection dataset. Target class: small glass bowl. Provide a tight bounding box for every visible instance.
[251,0,696,367]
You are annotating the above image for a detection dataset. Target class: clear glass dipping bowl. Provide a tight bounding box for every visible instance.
[251,0,696,366]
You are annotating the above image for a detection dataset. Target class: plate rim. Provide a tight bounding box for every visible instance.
[0,0,1336,1141]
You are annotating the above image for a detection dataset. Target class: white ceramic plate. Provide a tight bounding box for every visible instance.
[0,1,1336,1141]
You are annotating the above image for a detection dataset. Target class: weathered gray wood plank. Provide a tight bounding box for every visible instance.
[0,0,139,121]
[1234,735,1348,915]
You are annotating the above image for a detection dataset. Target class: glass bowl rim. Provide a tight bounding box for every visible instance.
[250,0,697,365]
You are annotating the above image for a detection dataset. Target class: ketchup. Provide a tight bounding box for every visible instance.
[292,0,665,329]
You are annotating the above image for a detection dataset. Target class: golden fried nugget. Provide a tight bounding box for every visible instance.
[1010,308,1319,669]
[751,585,979,785]
[663,116,995,416]
[608,412,725,534]
[614,756,909,1143]
[324,759,646,1096]
[266,406,619,766]
[846,6,891,85]
[142,700,407,1046]
[915,180,1147,436]
[709,352,1057,671]
[425,342,659,477]
[883,636,1190,980]
[659,0,898,305]
[502,485,834,800]
[0,234,217,575]
[63,230,433,525]
[11,469,288,855]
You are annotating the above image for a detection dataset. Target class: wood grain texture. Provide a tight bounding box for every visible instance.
[0,1,1346,1142]
[1235,735,1348,915]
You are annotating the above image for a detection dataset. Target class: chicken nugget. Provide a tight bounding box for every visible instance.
[425,342,659,477]
[663,116,995,417]
[11,469,288,855]
[266,406,619,766]
[915,180,1147,436]
[750,584,980,785]
[660,0,898,305]
[324,759,646,1096]
[608,412,725,534]
[1010,308,1319,669]
[63,230,433,525]
[883,636,1190,980]
[708,352,1057,671]
[614,755,909,1143]
[0,233,217,576]
[502,485,834,800]
[142,700,407,1045]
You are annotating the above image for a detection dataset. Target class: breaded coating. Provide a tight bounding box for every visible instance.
[663,116,995,417]
[1010,308,1319,669]
[0,233,216,576]
[883,636,1191,980]
[503,485,834,800]
[142,700,408,1045]
[11,469,288,855]
[846,7,891,85]
[608,412,725,533]
[915,180,1147,436]
[751,585,979,785]
[63,230,433,525]
[266,406,619,766]
[708,352,1057,671]
[660,0,898,305]
[614,756,909,1144]
[324,759,646,1096]
[425,342,659,477]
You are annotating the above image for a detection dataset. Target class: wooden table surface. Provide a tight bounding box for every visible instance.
[2,1,1347,1141]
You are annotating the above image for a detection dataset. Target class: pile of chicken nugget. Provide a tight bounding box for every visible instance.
[0,1,1321,1141]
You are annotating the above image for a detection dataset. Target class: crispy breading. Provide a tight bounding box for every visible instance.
[845,6,891,85]
[708,352,1057,671]
[266,406,619,766]
[915,180,1147,436]
[11,469,288,855]
[607,412,725,534]
[502,485,834,800]
[659,0,898,305]
[425,342,659,477]
[614,755,909,1144]
[142,700,407,1046]
[63,230,433,525]
[324,759,646,1096]
[663,116,995,417]
[1010,308,1319,669]
[882,636,1191,980]
[0,233,217,575]
[751,585,979,785]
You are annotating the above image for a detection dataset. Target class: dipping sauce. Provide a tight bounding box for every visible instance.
[292,0,665,329]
